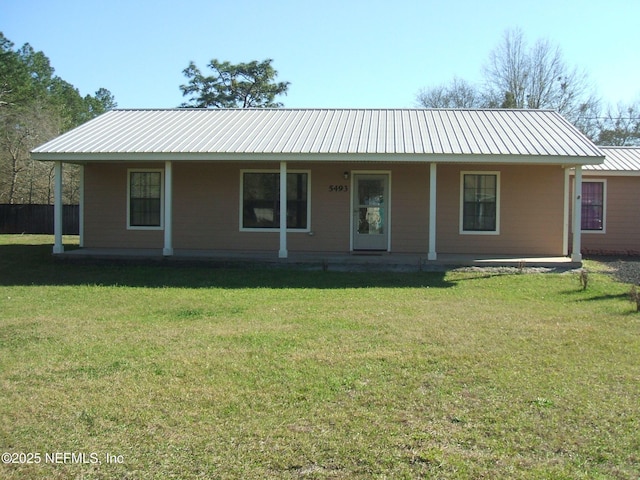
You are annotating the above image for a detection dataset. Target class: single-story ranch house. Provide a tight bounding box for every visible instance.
[31,108,607,264]
[572,146,640,256]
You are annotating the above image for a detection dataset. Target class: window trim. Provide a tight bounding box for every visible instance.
[239,169,311,232]
[459,171,501,235]
[581,179,607,234]
[127,168,164,230]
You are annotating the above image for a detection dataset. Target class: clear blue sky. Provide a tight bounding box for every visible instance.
[2,0,639,109]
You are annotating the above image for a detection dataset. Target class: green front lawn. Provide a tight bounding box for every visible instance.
[0,235,638,479]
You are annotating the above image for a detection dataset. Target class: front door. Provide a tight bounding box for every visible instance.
[352,174,389,251]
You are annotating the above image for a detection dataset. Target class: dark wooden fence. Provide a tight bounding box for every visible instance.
[0,204,79,234]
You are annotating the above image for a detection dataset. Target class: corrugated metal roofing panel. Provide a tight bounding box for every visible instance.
[585,147,640,171]
[31,108,604,161]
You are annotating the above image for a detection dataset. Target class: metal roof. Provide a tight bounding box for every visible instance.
[584,146,640,173]
[31,108,604,163]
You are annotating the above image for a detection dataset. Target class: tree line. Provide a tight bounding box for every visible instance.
[0,32,116,205]
[2,28,638,206]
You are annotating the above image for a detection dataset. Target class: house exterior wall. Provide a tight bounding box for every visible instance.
[388,164,431,252]
[84,162,164,249]
[83,161,566,256]
[436,164,565,255]
[172,162,353,253]
[575,175,640,255]
[173,162,277,252]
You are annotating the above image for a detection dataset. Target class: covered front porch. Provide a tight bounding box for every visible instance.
[55,246,581,271]
[50,160,587,266]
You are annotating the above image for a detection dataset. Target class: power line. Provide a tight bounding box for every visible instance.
[579,117,640,121]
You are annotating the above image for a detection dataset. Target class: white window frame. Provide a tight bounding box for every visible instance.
[459,171,501,235]
[127,168,164,230]
[581,179,607,234]
[239,169,311,233]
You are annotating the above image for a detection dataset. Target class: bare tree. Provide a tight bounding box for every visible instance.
[415,28,602,139]
[416,77,483,108]
[0,102,65,204]
[0,111,32,203]
[483,28,600,125]
[597,100,640,146]
[484,28,530,108]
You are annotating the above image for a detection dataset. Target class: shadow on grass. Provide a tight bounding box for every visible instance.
[0,244,456,289]
[561,287,630,303]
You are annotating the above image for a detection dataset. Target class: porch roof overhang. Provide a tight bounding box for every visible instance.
[32,108,605,167]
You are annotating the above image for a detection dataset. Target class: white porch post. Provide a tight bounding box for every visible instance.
[79,164,84,248]
[53,161,64,254]
[163,161,173,256]
[279,161,288,258]
[572,166,583,262]
[428,162,437,260]
[562,167,570,256]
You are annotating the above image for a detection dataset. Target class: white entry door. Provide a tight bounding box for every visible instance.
[352,174,389,251]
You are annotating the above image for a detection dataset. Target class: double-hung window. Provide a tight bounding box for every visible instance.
[461,172,500,234]
[128,170,163,229]
[241,171,310,231]
[581,180,606,232]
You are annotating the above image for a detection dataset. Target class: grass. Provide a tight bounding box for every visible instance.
[1,235,639,479]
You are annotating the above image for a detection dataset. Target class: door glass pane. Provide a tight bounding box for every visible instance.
[358,180,384,206]
[358,207,383,234]
[357,179,385,235]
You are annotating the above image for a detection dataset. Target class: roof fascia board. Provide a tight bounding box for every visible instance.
[581,170,640,177]
[31,151,605,165]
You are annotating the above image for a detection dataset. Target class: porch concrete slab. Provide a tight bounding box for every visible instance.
[57,248,581,271]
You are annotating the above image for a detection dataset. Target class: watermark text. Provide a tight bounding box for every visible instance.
[2,452,124,465]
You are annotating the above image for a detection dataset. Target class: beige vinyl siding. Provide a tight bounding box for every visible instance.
[579,176,640,255]
[437,164,565,255]
[83,161,567,256]
[84,163,164,249]
[172,163,277,251]
[83,162,433,254]
[288,164,350,252]
[388,164,430,253]
[170,163,352,252]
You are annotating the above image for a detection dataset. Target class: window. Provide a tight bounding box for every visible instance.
[128,170,163,229]
[581,181,605,232]
[241,171,309,230]
[461,172,500,234]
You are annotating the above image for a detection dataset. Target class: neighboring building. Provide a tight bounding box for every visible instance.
[572,146,640,255]
[31,108,604,263]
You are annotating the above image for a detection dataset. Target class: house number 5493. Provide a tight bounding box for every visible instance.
[329,185,349,192]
